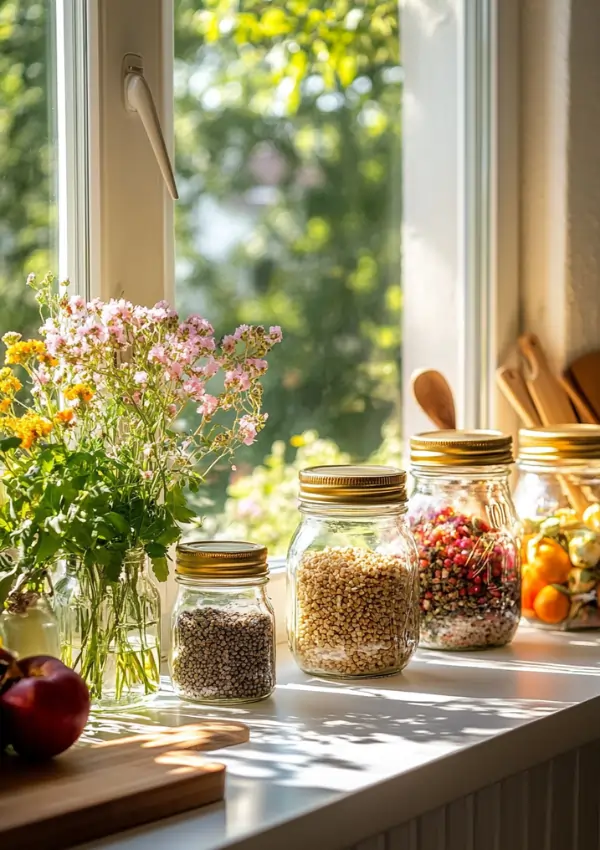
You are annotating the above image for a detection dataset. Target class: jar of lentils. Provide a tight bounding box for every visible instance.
[170,541,275,704]
[515,425,600,630]
[409,431,520,651]
[287,465,419,678]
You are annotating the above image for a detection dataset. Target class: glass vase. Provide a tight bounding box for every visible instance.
[54,549,161,709]
[0,593,61,659]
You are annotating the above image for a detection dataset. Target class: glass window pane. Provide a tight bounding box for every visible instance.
[0,1,57,340]
[174,0,402,555]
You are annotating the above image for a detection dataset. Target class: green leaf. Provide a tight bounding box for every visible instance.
[0,566,18,609]
[106,512,130,535]
[156,526,182,547]
[35,532,61,561]
[0,437,21,452]
[151,556,169,583]
[145,542,167,559]
[171,504,197,524]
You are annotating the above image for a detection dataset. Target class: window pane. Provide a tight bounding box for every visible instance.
[0,1,57,340]
[174,0,402,555]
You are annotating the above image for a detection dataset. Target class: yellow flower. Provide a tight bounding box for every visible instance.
[4,412,53,449]
[0,372,22,396]
[290,434,306,448]
[4,339,56,367]
[0,399,11,414]
[55,409,75,426]
[64,383,94,403]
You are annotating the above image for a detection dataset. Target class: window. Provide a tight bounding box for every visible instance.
[0,0,57,340]
[173,0,403,555]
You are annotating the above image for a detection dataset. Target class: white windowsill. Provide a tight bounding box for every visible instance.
[80,624,600,850]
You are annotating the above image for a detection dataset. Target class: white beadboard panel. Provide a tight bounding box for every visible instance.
[577,741,600,850]
[474,784,501,850]
[445,795,474,850]
[353,839,387,850]
[417,807,446,850]
[550,750,578,850]
[349,744,600,850]
[387,821,418,850]
[499,773,527,850]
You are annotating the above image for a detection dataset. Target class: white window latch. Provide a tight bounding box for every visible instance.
[123,53,179,200]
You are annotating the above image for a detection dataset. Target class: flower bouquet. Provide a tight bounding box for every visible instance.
[0,273,281,707]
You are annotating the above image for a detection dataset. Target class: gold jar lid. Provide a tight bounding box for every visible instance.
[176,541,268,579]
[298,464,407,506]
[518,425,600,466]
[410,430,513,468]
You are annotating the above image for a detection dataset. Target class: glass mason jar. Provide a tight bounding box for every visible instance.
[0,592,60,659]
[515,425,600,630]
[170,541,276,704]
[409,431,520,651]
[54,549,161,709]
[287,465,419,679]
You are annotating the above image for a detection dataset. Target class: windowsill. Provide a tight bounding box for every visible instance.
[78,624,600,850]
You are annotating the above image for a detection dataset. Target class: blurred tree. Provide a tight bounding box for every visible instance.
[174,0,402,511]
[0,0,55,341]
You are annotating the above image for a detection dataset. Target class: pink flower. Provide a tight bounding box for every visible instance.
[221,335,236,354]
[246,358,268,377]
[167,361,183,379]
[167,403,178,417]
[197,394,218,417]
[269,325,283,343]
[182,377,205,400]
[203,356,220,379]
[233,324,250,341]
[148,345,167,364]
[238,414,259,446]
[134,370,148,385]
[142,470,153,480]
[131,391,142,405]
[225,365,251,392]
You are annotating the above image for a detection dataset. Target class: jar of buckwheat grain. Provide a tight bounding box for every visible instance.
[286,465,419,678]
[170,541,275,704]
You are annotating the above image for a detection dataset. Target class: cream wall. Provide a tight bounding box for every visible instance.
[521,0,600,370]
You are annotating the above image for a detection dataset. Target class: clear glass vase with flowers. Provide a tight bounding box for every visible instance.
[0,273,281,707]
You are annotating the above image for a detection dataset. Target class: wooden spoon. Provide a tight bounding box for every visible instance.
[411,369,456,430]
[565,351,600,423]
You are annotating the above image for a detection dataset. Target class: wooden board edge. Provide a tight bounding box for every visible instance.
[4,764,226,850]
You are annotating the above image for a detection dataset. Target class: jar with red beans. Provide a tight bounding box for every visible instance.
[409,431,520,650]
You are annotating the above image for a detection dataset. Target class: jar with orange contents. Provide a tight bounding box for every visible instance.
[514,426,600,630]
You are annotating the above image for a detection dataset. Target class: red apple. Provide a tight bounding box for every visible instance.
[0,655,90,760]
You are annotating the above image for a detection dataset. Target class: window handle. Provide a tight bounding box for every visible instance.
[123,53,179,200]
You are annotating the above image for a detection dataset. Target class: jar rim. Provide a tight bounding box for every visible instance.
[410,430,513,468]
[176,540,268,579]
[518,425,600,466]
[298,464,407,507]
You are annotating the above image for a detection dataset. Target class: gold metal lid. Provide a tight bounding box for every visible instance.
[298,464,407,506]
[518,425,600,466]
[410,430,513,468]
[176,541,268,579]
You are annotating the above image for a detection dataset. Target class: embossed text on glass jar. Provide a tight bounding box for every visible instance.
[409,431,520,651]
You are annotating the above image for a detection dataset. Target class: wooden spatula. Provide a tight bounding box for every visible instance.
[496,366,541,427]
[518,333,577,425]
[411,369,456,430]
[496,362,589,517]
[561,371,599,424]
[566,351,600,422]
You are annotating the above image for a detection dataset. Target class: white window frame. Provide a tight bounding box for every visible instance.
[67,0,520,648]
[74,0,600,650]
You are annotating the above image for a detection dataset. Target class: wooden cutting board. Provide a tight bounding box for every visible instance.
[0,720,249,850]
